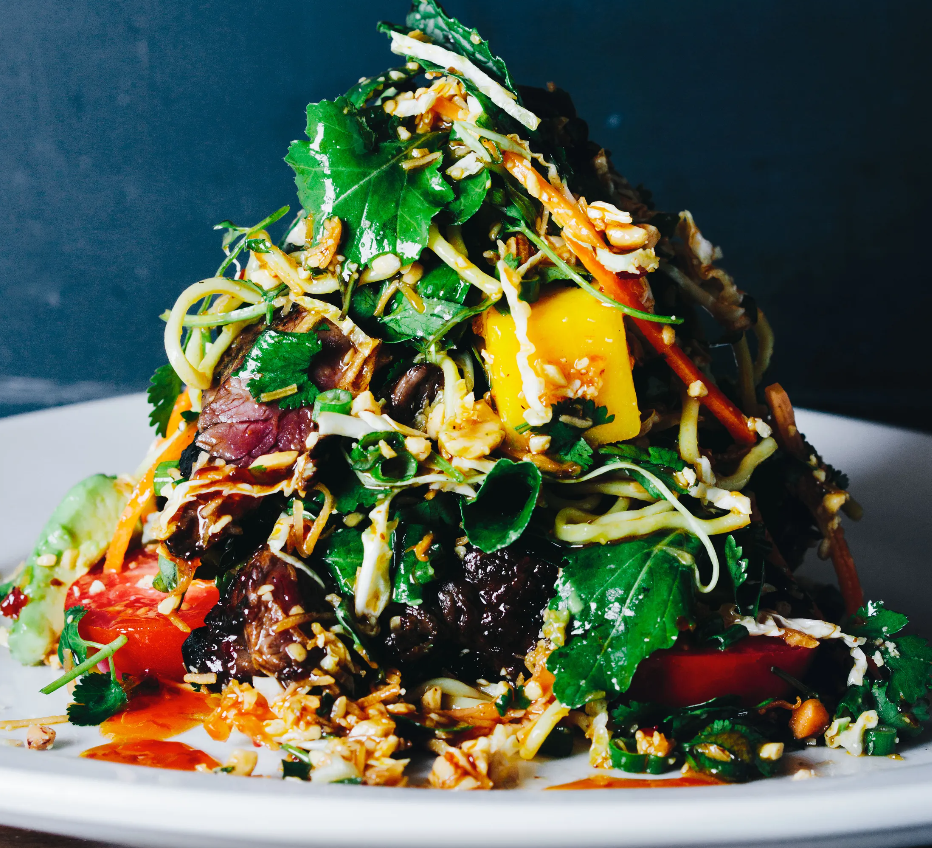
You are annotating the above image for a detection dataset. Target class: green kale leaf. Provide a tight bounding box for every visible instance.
[286,97,453,267]
[402,0,517,92]
[67,673,128,726]
[460,459,542,553]
[147,363,183,437]
[236,328,322,409]
[447,170,491,225]
[546,530,700,708]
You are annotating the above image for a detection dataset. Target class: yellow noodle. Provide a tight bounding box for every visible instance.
[716,436,778,491]
[556,505,750,545]
[428,223,502,296]
[678,394,701,464]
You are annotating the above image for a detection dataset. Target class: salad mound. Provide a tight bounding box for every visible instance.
[2,0,930,787]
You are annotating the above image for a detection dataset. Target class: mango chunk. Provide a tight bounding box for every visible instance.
[478,287,640,445]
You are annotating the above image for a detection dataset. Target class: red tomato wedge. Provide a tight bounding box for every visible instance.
[626,636,817,708]
[69,549,218,681]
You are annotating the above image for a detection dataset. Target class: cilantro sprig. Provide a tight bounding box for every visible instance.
[42,606,128,726]
[236,328,323,409]
[525,399,614,472]
[146,363,183,438]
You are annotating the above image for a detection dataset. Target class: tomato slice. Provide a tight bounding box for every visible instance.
[626,637,817,708]
[69,549,218,681]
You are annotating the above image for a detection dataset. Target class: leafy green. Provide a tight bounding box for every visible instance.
[395,492,461,529]
[417,264,470,304]
[318,529,364,596]
[345,63,421,109]
[58,606,92,666]
[286,97,453,267]
[67,673,128,726]
[546,530,700,708]
[236,328,322,409]
[495,684,530,716]
[381,297,465,343]
[834,601,932,738]
[147,363,183,437]
[349,431,418,484]
[847,600,909,640]
[683,719,775,782]
[152,555,179,594]
[598,443,688,498]
[392,523,444,606]
[530,399,614,472]
[402,0,517,91]
[724,529,765,617]
[447,170,490,225]
[460,459,542,553]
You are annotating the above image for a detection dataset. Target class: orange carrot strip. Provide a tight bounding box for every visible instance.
[432,96,468,123]
[765,383,864,616]
[165,391,193,437]
[501,152,754,445]
[103,423,197,573]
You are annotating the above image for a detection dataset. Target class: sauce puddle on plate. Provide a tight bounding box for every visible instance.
[81,739,220,771]
[101,682,218,742]
[549,773,723,790]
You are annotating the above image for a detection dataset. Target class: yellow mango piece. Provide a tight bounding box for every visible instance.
[478,287,640,446]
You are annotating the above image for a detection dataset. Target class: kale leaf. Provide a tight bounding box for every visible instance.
[447,170,491,225]
[286,97,453,267]
[147,363,183,438]
[460,459,542,553]
[403,0,517,92]
[345,63,421,109]
[546,530,700,708]
[67,673,128,726]
[236,328,322,409]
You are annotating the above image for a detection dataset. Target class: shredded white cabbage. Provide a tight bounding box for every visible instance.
[354,494,397,619]
[388,32,540,131]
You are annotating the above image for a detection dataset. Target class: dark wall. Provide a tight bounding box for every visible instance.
[2,1,930,427]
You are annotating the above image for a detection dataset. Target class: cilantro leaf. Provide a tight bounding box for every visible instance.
[147,363,183,438]
[886,634,932,704]
[546,530,700,708]
[531,399,614,472]
[460,459,542,553]
[599,443,688,497]
[67,673,128,726]
[236,329,322,409]
[724,528,766,617]
[403,0,517,92]
[847,600,909,640]
[58,606,90,666]
[286,97,454,267]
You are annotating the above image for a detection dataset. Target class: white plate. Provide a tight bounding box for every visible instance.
[0,396,930,848]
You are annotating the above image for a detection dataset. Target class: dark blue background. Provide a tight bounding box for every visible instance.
[2,1,929,427]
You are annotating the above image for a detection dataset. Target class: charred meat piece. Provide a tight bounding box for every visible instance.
[382,363,443,425]
[182,546,329,686]
[380,544,558,680]
[195,306,370,466]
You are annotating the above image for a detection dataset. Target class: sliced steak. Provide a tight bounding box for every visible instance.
[380,544,558,681]
[181,546,330,686]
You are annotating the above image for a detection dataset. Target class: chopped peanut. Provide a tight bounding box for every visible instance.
[25,724,56,750]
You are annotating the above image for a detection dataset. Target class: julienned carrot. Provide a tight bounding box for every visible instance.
[502,152,755,446]
[765,383,864,616]
[165,390,193,436]
[103,422,197,573]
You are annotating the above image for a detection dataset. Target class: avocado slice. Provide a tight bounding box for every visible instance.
[8,474,131,665]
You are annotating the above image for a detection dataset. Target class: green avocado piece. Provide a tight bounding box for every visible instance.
[8,474,130,665]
